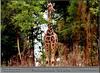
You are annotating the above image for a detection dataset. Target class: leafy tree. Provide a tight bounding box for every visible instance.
[1,0,46,66]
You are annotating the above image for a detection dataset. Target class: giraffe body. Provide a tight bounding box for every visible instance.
[44,27,58,66]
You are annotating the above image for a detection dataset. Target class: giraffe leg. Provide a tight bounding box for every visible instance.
[45,48,49,66]
[45,54,49,66]
[51,47,56,66]
[51,36,58,66]
[45,44,50,67]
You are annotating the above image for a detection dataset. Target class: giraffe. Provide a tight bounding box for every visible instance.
[44,2,58,66]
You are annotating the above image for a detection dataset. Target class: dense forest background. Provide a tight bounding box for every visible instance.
[1,0,99,67]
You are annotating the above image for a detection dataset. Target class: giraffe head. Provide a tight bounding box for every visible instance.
[47,2,55,13]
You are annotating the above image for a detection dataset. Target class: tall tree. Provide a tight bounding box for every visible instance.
[1,0,46,66]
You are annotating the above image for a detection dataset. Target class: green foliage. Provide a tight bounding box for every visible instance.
[1,24,6,32]
[7,0,46,35]
[1,0,46,65]
[68,0,78,16]
[89,0,99,16]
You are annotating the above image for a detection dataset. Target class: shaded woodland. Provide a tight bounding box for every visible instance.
[1,0,99,67]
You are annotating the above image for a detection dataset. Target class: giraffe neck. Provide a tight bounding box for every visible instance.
[47,2,55,31]
[46,26,53,36]
[48,14,51,28]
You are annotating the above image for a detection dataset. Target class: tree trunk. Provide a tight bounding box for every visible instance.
[84,12,91,66]
[16,35,21,61]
